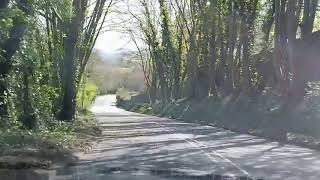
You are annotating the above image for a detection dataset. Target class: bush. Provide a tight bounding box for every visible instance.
[116,88,131,101]
[77,81,98,110]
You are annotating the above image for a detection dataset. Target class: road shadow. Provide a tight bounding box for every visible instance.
[14,108,319,180]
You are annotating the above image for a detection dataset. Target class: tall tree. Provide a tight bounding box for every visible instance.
[59,0,114,121]
[59,0,86,121]
[0,0,33,122]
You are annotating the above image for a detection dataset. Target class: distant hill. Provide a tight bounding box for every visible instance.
[88,48,145,94]
[92,48,132,64]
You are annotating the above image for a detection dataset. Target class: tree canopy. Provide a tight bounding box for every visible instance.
[118,0,320,103]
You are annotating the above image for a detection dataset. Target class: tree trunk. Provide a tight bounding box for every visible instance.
[59,0,84,121]
[0,80,7,122]
[0,0,32,121]
[302,0,311,38]
[21,69,36,129]
[186,34,198,99]
[159,0,179,100]
[273,0,284,92]
[225,3,237,95]
[280,0,290,93]
[154,50,167,102]
[60,33,77,121]
[0,0,9,9]
[172,53,180,100]
[150,67,157,103]
[81,71,87,110]
[208,0,217,96]
[209,25,217,96]
[287,0,297,91]
[302,0,317,38]
[240,0,258,94]
[216,15,227,91]
[241,24,251,92]
[174,32,183,99]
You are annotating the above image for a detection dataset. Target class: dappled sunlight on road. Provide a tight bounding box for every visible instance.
[73,95,320,180]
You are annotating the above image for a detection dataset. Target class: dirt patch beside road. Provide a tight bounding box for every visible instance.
[0,111,102,170]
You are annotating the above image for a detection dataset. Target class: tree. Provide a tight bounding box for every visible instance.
[59,0,114,121]
[0,0,33,123]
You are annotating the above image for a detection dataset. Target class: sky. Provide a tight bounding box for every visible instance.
[94,31,135,54]
[93,0,142,54]
[94,29,140,64]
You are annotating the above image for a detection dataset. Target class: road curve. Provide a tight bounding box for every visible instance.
[56,95,320,180]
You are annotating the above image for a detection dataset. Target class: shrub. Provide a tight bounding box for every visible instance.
[77,81,98,110]
[116,88,131,101]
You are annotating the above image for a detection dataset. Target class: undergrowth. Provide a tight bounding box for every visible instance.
[0,110,101,169]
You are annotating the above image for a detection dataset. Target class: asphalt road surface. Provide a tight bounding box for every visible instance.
[54,95,320,180]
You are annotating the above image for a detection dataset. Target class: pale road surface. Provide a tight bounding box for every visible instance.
[54,95,320,180]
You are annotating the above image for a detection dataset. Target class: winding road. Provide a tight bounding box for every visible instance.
[55,95,320,180]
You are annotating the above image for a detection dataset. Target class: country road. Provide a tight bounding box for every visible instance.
[55,95,320,180]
